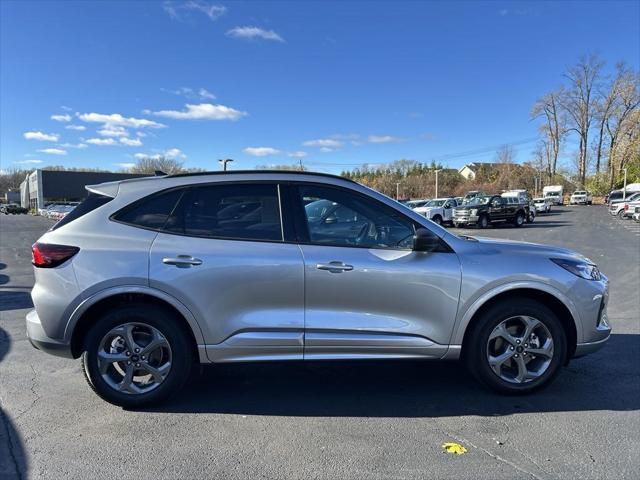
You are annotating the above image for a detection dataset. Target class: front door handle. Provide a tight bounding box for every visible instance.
[316,261,354,273]
[162,255,203,268]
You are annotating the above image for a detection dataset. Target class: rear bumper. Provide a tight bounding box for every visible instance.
[26,309,73,358]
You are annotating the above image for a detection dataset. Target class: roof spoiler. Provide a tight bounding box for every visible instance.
[85,181,120,198]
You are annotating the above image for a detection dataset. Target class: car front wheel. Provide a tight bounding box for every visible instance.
[81,304,193,408]
[514,212,525,227]
[464,298,566,394]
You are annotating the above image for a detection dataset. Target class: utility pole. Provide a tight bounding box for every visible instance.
[622,168,628,200]
[219,158,234,171]
[434,169,441,198]
[396,182,401,200]
[299,159,304,171]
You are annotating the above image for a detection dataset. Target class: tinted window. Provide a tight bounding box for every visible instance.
[114,189,183,229]
[298,185,416,249]
[166,183,282,241]
[51,193,112,231]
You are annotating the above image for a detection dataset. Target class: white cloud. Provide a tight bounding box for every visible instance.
[163,87,216,100]
[226,26,284,42]
[77,112,165,129]
[367,135,404,144]
[59,142,88,149]
[134,148,186,160]
[60,105,73,111]
[65,124,86,131]
[115,162,135,169]
[320,147,334,153]
[98,125,129,137]
[24,131,59,142]
[51,114,72,122]
[37,148,67,155]
[150,103,247,121]
[119,137,143,146]
[86,138,118,146]
[163,1,226,21]
[244,147,280,157]
[302,138,343,148]
[288,151,307,159]
[15,159,44,164]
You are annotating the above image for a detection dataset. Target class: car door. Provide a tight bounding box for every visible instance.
[148,182,305,363]
[289,183,462,360]
[443,200,455,222]
[489,196,505,221]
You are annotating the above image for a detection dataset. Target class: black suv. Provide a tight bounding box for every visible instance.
[453,194,527,228]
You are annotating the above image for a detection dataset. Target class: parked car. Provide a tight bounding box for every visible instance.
[533,197,552,214]
[633,206,640,222]
[413,197,458,225]
[543,185,564,205]
[569,190,593,205]
[406,199,430,210]
[609,192,640,218]
[453,194,528,228]
[622,199,640,219]
[1,203,28,214]
[27,171,610,407]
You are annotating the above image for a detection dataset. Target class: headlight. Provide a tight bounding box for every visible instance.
[551,258,601,280]
[470,209,478,215]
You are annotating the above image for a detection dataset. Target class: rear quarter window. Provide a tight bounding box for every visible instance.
[51,193,113,231]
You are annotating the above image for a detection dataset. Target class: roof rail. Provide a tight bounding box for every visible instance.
[165,169,358,184]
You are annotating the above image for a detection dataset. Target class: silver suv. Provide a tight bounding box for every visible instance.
[27,171,611,407]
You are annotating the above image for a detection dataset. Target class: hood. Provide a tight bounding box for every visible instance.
[473,236,594,263]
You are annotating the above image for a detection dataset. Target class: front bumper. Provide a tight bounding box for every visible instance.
[26,309,73,358]
[574,336,610,357]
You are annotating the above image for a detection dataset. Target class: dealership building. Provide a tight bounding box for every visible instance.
[20,169,146,210]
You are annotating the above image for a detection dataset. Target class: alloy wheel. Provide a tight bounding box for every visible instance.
[97,323,172,394]
[486,316,554,384]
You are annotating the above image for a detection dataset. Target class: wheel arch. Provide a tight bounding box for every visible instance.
[67,286,206,360]
[457,286,579,361]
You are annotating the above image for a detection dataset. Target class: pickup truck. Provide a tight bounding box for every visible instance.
[1,204,28,214]
[569,190,593,205]
[413,197,458,225]
[453,194,527,228]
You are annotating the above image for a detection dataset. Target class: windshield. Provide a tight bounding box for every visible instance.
[545,192,560,197]
[574,191,586,195]
[426,199,446,207]
[463,196,490,206]
[533,199,546,204]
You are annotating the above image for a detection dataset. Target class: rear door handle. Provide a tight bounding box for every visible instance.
[316,261,354,273]
[162,255,203,267]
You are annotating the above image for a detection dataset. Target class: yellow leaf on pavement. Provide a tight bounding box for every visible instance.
[442,442,467,455]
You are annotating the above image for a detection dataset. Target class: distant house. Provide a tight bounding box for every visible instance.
[458,162,502,180]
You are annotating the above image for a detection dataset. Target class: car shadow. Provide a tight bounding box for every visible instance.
[0,327,29,478]
[0,291,33,312]
[145,333,639,418]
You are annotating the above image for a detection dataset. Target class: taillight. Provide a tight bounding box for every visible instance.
[31,242,79,268]
[624,204,629,211]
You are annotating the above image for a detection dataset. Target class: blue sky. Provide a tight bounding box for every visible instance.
[1,0,638,174]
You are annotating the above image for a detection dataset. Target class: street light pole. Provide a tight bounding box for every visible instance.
[622,168,628,200]
[396,182,401,200]
[434,169,441,198]
[219,158,234,171]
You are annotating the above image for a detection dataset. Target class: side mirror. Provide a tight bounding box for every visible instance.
[413,228,440,252]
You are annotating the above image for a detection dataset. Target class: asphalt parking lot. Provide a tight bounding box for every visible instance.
[1,206,639,480]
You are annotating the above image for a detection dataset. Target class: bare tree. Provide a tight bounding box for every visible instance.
[495,144,516,164]
[532,88,566,177]
[560,54,604,186]
[605,67,640,187]
[128,156,185,175]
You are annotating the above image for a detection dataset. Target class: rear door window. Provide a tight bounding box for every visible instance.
[51,193,113,231]
[113,189,184,230]
[165,183,283,241]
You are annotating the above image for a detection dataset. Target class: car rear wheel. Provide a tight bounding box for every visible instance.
[514,212,525,227]
[81,304,193,408]
[464,298,566,394]
[617,209,625,218]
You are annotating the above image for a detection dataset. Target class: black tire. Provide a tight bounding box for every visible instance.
[478,214,489,229]
[513,212,525,227]
[617,209,625,218]
[464,298,567,394]
[81,303,193,408]
[432,215,442,225]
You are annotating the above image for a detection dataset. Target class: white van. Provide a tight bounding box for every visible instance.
[543,185,564,205]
